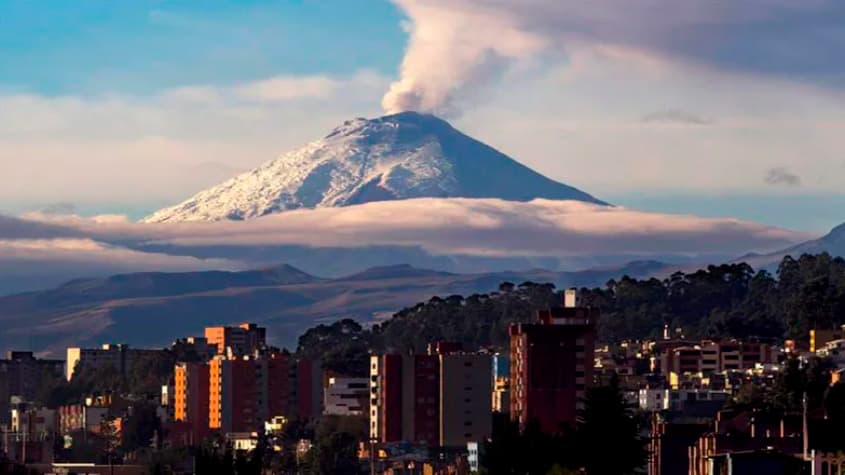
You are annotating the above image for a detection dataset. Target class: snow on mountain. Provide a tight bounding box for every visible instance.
[143,111,605,223]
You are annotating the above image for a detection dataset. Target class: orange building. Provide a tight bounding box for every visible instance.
[174,362,210,442]
[204,323,266,355]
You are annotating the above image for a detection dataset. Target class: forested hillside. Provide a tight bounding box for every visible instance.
[298,253,845,375]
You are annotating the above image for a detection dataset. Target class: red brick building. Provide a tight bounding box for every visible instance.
[509,290,598,433]
[296,358,323,420]
[209,352,316,434]
[370,353,440,445]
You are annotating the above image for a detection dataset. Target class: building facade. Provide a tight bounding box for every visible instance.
[324,376,369,416]
[66,344,164,381]
[0,351,64,400]
[173,362,210,442]
[204,323,266,355]
[492,353,510,413]
[58,404,109,434]
[509,289,598,433]
[659,340,778,378]
[370,346,492,447]
[439,353,493,447]
[208,351,307,434]
[0,351,64,424]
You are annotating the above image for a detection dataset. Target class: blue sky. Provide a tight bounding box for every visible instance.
[1,0,844,233]
[0,1,404,95]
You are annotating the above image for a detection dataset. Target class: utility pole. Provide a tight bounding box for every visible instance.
[802,390,809,461]
[800,356,809,461]
[370,437,376,475]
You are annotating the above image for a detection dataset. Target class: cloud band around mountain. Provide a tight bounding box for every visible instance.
[0,198,812,295]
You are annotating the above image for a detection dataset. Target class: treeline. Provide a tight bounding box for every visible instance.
[297,282,559,375]
[583,253,845,342]
[298,253,845,375]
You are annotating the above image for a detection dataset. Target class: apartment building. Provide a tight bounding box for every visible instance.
[66,344,164,381]
[509,289,597,433]
[208,351,310,434]
[324,376,369,416]
[660,340,778,377]
[0,351,64,401]
[370,345,492,447]
[439,353,492,447]
[204,323,266,355]
[173,361,210,442]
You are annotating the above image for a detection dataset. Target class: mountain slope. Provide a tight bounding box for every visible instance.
[143,112,605,222]
[0,261,667,356]
[737,221,845,269]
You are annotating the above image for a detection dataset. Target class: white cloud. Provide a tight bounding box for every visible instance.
[23,198,810,257]
[452,56,845,196]
[0,70,389,211]
[235,75,340,102]
[0,198,814,294]
[0,237,235,269]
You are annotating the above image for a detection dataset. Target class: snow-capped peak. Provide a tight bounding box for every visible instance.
[143,111,604,223]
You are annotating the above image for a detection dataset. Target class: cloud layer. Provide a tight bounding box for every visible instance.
[0,198,811,294]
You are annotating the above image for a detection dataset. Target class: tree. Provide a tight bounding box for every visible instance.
[122,402,162,452]
[481,414,576,475]
[575,380,647,475]
[304,431,360,475]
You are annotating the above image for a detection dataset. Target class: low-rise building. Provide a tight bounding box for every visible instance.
[0,351,64,423]
[324,376,368,416]
[660,340,778,378]
[639,389,730,412]
[66,344,165,381]
[816,339,845,367]
[58,404,110,434]
[811,451,845,475]
[11,404,56,436]
[171,337,218,361]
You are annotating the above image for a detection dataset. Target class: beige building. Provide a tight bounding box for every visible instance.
[370,347,492,447]
[439,353,492,447]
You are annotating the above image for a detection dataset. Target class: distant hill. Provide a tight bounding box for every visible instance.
[737,222,845,269]
[0,261,669,356]
[338,264,455,281]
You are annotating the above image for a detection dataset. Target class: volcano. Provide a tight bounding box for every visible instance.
[143,111,605,223]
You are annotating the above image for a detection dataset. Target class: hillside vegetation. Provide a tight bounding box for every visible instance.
[299,253,845,375]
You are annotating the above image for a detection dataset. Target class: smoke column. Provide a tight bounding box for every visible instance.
[381,0,545,115]
[381,0,830,116]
